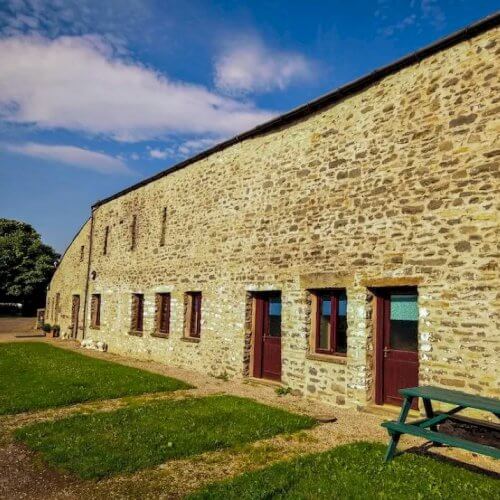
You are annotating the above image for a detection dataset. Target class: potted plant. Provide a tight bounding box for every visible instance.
[51,324,61,338]
[42,323,51,334]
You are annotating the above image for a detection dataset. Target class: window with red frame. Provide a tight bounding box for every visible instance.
[314,290,347,355]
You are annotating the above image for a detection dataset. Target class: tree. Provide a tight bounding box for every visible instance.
[0,218,59,315]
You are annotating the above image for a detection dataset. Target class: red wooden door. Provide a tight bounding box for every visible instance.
[253,293,282,381]
[376,289,419,407]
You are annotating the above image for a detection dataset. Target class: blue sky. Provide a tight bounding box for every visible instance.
[0,0,497,253]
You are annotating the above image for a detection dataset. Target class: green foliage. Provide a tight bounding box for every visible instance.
[15,395,315,479]
[190,442,499,499]
[0,218,59,311]
[275,386,292,396]
[0,342,191,415]
[42,323,51,332]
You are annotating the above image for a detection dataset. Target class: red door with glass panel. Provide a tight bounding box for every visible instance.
[253,293,281,381]
[376,288,419,407]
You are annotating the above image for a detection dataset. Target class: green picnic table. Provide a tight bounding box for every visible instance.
[381,386,500,462]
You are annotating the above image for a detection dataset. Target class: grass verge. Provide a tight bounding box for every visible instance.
[0,342,191,414]
[15,395,316,479]
[189,441,499,499]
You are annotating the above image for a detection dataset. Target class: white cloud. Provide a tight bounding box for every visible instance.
[214,37,314,94]
[0,35,275,142]
[147,137,221,161]
[379,14,417,36]
[149,148,171,160]
[177,137,220,156]
[3,142,132,175]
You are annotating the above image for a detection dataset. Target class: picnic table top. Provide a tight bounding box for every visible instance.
[400,386,500,414]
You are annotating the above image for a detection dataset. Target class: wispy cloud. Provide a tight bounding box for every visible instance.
[376,0,446,37]
[148,137,221,161]
[0,35,275,142]
[214,36,315,94]
[3,142,132,175]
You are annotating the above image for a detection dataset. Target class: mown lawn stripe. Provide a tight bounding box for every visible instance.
[0,342,191,414]
[15,394,316,479]
[189,441,499,499]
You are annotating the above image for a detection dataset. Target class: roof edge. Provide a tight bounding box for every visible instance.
[93,11,500,209]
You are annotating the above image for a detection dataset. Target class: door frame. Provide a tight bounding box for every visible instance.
[374,287,419,406]
[252,291,282,380]
[71,294,80,339]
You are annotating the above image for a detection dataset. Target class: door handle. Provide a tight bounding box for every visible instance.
[383,347,389,358]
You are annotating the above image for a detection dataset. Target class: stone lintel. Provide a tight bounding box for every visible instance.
[299,272,354,290]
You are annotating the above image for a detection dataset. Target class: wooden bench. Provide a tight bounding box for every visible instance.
[381,386,500,462]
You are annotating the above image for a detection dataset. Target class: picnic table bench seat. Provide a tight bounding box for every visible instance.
[381,385,500,462]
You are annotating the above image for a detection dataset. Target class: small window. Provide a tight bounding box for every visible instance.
[155,293,171,336]
[80,245,85,262]
[131,293,144,333]
[90,294,101,329]
[185,292,202,338]
[103,226,109,255]
[130,215,137,251]
[159,207,167,247]
[313,290,347,355]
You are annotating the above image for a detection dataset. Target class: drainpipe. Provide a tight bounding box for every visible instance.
[81,207,95,340]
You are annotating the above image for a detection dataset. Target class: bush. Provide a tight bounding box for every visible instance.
[42,323,51,332]
[52,324,60,337]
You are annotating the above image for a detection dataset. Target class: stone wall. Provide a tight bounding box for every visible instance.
[48,25,499,410]
[46,220,91,338]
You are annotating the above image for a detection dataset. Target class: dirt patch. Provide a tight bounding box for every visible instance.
[0,442,81,499]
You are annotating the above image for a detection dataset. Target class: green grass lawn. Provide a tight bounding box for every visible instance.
[15,395,316,479]
[190,442,499,499]
[0,342,191,414]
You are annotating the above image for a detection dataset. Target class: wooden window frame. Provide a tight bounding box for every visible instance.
[312,289,347,356]
[90,294,101,329]
[154,293,171,337]
[185,292,202,339]
[130,293,144,335]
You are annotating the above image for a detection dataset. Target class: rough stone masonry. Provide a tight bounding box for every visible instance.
[46,18,499,412]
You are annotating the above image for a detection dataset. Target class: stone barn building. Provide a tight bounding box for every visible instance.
[46,15,499,411]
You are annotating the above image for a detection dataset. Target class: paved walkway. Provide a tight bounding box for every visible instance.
[0,317,45,342]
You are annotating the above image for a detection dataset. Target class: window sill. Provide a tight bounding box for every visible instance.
[306,352,347,365]
[128,330,143,337]
[151,332,169,339]
[181,336,200,343]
